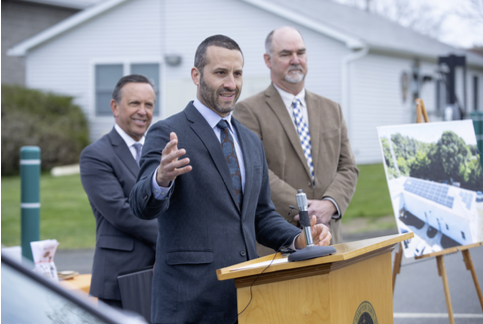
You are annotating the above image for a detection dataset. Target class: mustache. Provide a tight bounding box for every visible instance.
[218,87,238,95]
[288,65,303,72]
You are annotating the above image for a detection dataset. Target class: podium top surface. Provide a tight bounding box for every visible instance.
[217,233,413,281]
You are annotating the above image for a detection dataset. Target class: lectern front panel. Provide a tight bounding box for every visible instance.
[237,272,331,323]
[236,251,393,323]
[330,252,393,323]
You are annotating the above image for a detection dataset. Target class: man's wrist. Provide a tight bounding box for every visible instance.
[152,169,173,200]
[322,197,341,219]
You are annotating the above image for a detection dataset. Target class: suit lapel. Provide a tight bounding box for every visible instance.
[232,119,252,221]
[184,104,241,212]
[108,128,139,177]
[265,84,311,179]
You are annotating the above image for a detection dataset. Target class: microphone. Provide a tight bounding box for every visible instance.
[296,189,314,247]
[288,189,336,262]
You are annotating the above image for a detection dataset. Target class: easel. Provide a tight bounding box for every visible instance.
[392,99,483,324]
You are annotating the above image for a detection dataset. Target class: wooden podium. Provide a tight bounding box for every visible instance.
[217,233,413,324]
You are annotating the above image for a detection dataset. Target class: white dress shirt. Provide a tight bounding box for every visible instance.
[114,123,145,160]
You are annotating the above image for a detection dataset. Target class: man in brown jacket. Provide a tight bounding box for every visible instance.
[234,26,359,255]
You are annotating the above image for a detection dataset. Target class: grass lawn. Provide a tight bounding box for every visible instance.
[1,163,395,249]
[1,173,96,249]
[343,163,393,221]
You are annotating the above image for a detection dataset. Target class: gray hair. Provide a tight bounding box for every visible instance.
[265,29,276,56]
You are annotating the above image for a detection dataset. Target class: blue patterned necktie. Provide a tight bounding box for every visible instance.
[133,143,142,166]
[292,99,315,185]
[217,120,243,208]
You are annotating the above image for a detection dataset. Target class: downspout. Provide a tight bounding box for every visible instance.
[341,45,369,150]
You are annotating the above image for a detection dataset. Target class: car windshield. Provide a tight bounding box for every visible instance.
[2,262,105,324]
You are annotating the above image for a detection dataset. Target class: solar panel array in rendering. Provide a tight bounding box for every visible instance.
[403,178,454,209]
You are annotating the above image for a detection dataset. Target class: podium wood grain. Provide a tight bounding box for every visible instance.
[218,233,413,324]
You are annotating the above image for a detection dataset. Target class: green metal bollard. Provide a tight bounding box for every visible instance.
[20,146,41,262]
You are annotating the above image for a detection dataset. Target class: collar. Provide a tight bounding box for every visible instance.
[273,83,306,109]
[114,123,145,147]
[193,97,235,131]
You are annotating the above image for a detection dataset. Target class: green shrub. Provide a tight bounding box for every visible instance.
[1,84,89,175]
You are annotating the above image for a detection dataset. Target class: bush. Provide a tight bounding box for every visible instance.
[1,84,89,175]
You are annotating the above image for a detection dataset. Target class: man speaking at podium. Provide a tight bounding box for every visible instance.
[130,35,332,324]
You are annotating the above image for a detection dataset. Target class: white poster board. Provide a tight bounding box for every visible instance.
[377,120,483,258]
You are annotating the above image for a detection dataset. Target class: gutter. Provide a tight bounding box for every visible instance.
[341,45,369,145]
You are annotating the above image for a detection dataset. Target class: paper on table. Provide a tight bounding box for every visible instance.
[30,239,60,281]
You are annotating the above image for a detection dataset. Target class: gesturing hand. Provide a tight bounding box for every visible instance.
[156,132,192,187]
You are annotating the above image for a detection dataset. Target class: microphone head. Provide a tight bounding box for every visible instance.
[296,189,307,211]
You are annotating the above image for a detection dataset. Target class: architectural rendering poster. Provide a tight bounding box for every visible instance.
[377,120,483,258]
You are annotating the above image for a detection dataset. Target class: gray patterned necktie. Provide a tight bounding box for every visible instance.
[133,143,142,166]
[292,99,315,185]
[217,120,243,208]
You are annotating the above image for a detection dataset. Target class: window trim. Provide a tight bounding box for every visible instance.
[474,75,479,112]
[89,58,164,119]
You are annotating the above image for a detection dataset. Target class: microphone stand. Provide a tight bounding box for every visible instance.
[288,189,336,262]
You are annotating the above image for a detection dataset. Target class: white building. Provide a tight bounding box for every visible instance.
[393,177,482,257]
[7,0,483,164]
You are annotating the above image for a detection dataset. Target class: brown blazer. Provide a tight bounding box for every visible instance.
[234,84,358,254]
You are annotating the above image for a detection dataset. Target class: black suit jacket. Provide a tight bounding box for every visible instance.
[130,102,301,324]
[80,128,157,301]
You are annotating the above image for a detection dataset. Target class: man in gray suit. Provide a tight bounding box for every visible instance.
[129,35,332,324]
[80,74,158,308]
[234,27,359,255]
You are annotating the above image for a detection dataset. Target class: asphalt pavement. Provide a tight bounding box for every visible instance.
[53,228,483,323]
[393,243,483,324]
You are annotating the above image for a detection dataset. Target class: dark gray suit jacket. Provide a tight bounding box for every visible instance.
[80,128,157,301]
[130,102,301,324]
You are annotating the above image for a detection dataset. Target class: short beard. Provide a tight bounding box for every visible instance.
[285,65,305,84]
[200,73,239,116]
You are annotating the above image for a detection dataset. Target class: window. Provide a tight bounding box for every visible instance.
[131,63,160,115]
[95,63,160,116]
[95,64,123,116]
